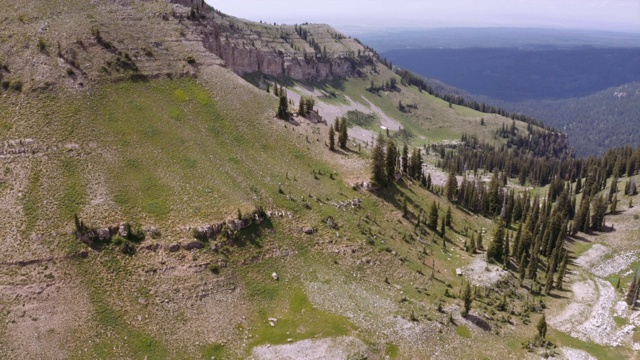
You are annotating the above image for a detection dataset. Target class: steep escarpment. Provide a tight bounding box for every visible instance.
[178,1,375,80]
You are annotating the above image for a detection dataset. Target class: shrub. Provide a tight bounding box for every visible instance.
[185,56,196,64]
[66,68,75,76]
[209,263,220,274]
[9,80,22,92]
[37,38,47,52]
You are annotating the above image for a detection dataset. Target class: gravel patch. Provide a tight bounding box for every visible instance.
[559,347,597,360]
[592,251,637,277]
[250,336,368,360]
[464,256,509,288]
[574,244,608,269]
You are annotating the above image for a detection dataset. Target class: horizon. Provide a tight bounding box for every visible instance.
[207,0,640,34]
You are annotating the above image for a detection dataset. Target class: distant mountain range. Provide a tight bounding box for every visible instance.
[356,27,640,51]
[366,28,640,156]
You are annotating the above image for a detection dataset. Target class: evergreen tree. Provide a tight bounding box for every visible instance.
[371,133,387,186]
[627,270,639,307]
[328,126,335,151]
[445,206,452,227]
[440,216,446,238]
[611,195,618,214]
[555,252,569,290]
[334,117,340,132]
[277,95,289,119]
[298,96,306,116]
[426,173,432,190]
[477,231,484,251]
[445,170,458,201]
[385,140,398,185]
[469,233,477,254]
[503,232,510,269]
[339,117,348,149]
[536,314,547,339]
[429,201,438,230]
[487,220,505,264]
[401,145,409,174]
[461,282,472,317]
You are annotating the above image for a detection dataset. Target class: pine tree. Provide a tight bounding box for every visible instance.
[440,216,446,238]
[371,132,387,186]
[469,233,477,254]
[503,232,510,269]
[385,140,398,185]
[426,173,432,190]
[536,314,547,339]
[611,195,618,214]
[487,220,505,264]
[555,252,569,290]
[402,196,408,218]
[277,94,289,120]
[328,126,335,151]
[298,96,306,116]
[461,282,472,317]
[401,145,409,174]
[429,201,438,231]
[627,270,639,307]
[445,206,452,227]
[445,170,458,201]
[339,117,348,149]
[477,231,484,251]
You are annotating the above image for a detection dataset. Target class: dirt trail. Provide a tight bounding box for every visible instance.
[549,203,640,353]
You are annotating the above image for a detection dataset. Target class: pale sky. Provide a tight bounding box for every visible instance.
[206,0,640,33]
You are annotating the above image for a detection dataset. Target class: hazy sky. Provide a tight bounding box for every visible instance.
[207,0,640,33]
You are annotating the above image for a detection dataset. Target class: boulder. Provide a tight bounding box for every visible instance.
[302,227,314,235]
[272,272,279,281]
[182,241,204,251]
[167,243,180,252]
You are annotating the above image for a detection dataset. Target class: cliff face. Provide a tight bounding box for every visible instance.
[208,42,367,81]
[176,1,374,81]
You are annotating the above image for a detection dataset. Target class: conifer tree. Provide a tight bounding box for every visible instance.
[536,314,547,339]
[429,201,438,231]
[328,126,335,151]
[334,117,340,132]
[385,140,398,185]
[440,216,446,238]
[445,206,452,227]
[627,270,639,307]
[445,170,458,201]
[339,117,348,149]
[487,220,505,264]
[371,132,387,186]
[277,94,289,120]
[426,173,432,190]
[477,231,484,251]
[401,145,409,174]
[469,233,477,254]
[503,232,510,269]
[298,96,306,116]
[555,251,569,290]
[461,282,472,317]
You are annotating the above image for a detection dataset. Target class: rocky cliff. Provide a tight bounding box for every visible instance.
[171,0,375,81]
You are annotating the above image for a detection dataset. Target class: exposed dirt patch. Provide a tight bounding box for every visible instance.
[251,336,369,360]
[464,256,509,288]
[0,277,93,360]
[559,347,597,360]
